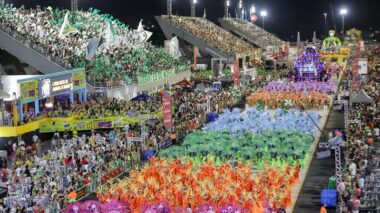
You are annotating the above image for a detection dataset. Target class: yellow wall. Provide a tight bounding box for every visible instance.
[0,116,77,137]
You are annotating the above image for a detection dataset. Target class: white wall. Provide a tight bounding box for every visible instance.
[1,75,42,101]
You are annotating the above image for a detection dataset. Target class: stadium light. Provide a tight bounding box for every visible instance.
[225,0,230,18]
[190,0,197,16]
[323,13,327,36]
[339,8,347,15]
[238,0,243,19]
[339,8,348,33]
[250,6,256,14]
[260,10,267,29]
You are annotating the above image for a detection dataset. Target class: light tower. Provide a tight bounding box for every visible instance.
[339,8,348,34]
[71,0,78,12]
[167,0,172,15]
[238,0,243,19]
[225,0,230,18]
[250,5,256,15]
[191,0,197,17]
[260,10,267,30]
[323,13,328,36]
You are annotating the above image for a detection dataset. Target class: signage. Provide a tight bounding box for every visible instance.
[72,71,86,89]
[52,79,71,92]
[162,91,172,127]
[233,60,240,87]
[20,80,39,101]
[137,69,175,85]
[75,186,87,200]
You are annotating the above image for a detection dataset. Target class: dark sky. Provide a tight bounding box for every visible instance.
[6,0,380,43]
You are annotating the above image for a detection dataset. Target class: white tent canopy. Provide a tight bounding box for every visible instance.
[351,89,374,104]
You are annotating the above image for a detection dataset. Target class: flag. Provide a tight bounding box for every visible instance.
[165,36,181,59]
[86,37,101,61]
[104,22,116,46]
[58,11,77,38]
[13,104,18,126]
[131,20,153,49]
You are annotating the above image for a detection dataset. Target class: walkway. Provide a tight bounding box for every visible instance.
[293,109,344,212]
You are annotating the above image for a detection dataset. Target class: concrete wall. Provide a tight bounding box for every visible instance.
[106,69,192,99]
[0,28,65,74]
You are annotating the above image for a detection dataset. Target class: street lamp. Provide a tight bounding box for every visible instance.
[225,0,230,18]
[260,10,267,29]
[191,0,197,17]
[339,8,348,34]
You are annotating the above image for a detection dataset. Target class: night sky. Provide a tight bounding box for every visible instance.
[6,0,380,43]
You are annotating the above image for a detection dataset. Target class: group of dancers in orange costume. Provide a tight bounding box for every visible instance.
[97,158,301,211]
[247,90,330,109]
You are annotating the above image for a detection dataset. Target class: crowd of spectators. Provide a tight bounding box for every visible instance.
[1,129,142,212]
[172,83,241,137]
[338,46,380,212]
[222,18,284,47]
[163,15,256,55]
[0,5,186,82]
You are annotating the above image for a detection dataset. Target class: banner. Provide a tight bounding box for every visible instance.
[72,71,87,89]
[20,80,39,101]
[352,60,359,77]
[39,116,142,133]
[86,38,101,61]
[162,91,172,127]
[233,60,240,87]
[137,69,175,85]
[358,59,368,75]
[58,11,77,38]
[352,80,360,90]
[164,36,181,59]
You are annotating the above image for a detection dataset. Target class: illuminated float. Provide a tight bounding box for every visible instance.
[293,47,325,81]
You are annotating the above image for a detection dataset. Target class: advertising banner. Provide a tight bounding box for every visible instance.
[233,60,240,87]
[20,80,39,101]
[162,91,172,127]
[39,116,146,133]
[352,60,359,77]
[72,71,87,89]
[358,59,368,75]
[137,69,175,85]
